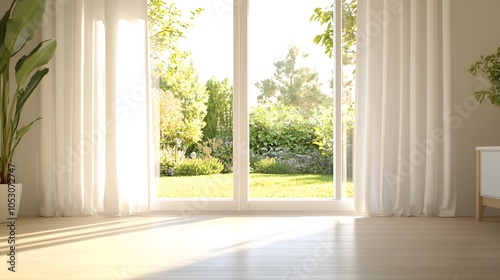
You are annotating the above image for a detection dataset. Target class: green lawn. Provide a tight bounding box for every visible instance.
[157,173,353,199]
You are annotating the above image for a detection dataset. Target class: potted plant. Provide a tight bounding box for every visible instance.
[469,46,500,107]
[0,0,56,222]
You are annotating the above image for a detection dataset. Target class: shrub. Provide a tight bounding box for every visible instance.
[249,151,262,170]
[257,147,289,161]
[250,147,333,175]
[195,138,233,173]
[175,158,224,176]
[311,106,334,158]
[195,138,223,159]
[159,148,185,176]
[250,147,290,169]
[160,156,176,177]
[252,157,297,174]
[287,151,333,174]
[212,141,233,173]
[250,103,317,155]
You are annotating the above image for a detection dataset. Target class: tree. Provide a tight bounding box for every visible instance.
[157,89,184,149]
[148,1,208,149]
[148,0,203,77]
[255,45,332,113]
[203,77,233,141]
[163,62,209,147]
[310,0,357,63]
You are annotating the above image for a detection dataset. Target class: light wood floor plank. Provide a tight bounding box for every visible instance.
[0,215,499,279]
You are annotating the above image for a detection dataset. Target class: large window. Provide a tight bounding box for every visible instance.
[149,0,355,212]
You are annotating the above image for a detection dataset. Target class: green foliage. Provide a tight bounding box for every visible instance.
[194,137,222,159]
[311,106,334,158]
[250,147,290,171]
[252,157,297,174]
[288,151,333,174]
[469,47,500,107]
[311,1,357,179]
[148,1,207,150]
[194,137,233,173]
[212,140,233,173]
[0,0,56,183]
[250,148,332,175]
[148,0,203,76]
[310,0,357,63]
[249,103,336,175]
[159,147,185,176]
[249,151,262,171]
[163,62,209,148]
[157,89,184,149]
[250,103,317,155]
[175,158,224,176]
[203,77,233,141]
[254,147,290,162]
[255,45,332,112]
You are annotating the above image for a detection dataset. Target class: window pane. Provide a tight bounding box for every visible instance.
[248,0,335,199]
[342,0,356,198]
[149,0,234,199]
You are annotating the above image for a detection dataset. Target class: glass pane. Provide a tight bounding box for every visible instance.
[248,0,335,199]
[341,0,356,199]
[148,0,234,199]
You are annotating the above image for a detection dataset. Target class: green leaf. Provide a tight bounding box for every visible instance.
[0,48,9,74]
[12,68,48,129]
[0,8,11,74]
[470,46,500,107]
[9,117,41,162]
[15,38,56,87]
[16,68,48,112]
[5,0,46,56]
[0,8,10,46]
[15,117,40,141]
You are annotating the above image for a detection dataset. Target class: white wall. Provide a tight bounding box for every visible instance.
[6,0,500,217]
[453,0,500,216]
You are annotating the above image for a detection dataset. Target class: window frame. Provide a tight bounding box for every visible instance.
[150,0,354,213]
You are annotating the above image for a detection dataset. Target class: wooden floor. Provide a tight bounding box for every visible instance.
[1,215,500,279]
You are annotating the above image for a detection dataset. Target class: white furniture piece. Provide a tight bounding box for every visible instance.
[476,146,500,221]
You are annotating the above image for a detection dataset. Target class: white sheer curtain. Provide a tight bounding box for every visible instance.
[38,0,153,216]
[354,0,455,217]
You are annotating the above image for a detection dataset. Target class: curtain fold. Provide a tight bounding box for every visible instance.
[39,0,152,216]
[354,0,455,217]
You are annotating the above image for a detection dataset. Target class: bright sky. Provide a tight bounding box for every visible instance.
[175,0,333,104]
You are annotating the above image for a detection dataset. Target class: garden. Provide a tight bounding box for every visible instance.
[149,0,355,199]
[157,100,354,199]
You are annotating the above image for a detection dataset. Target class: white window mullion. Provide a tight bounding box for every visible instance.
[234,0,249,211]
